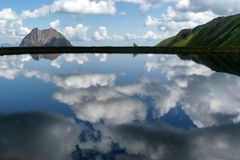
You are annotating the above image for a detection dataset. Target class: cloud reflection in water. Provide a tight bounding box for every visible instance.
[1,54,240,159]
[0,112,80,160]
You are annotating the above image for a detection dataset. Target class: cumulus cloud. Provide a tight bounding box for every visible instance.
[94,26,111,41]
[51,0,116,15]
[21,5,50,19]
[144,55,240,127]
[0,8,18,21]
[21,0,116,19]
[191,0,240,15]
[0,8,30,39]
[145,55,213,79]
[0,68,20,80]
[53,83,147,124]
[176,0,190,10]
[0,112,80,160]
[99,122,240,160]
[153,7,218,36]
[24,71,116,90]
[141,1,220,38]
[69,97,146,124]
[0,55,31,79]
[144,16,160,26]
[181,73,240,127]
[53,74,182,123]
[125,30,161,41]
[63,54,89,64]
[143,31,161,40]
[50,19,60,29]
[51,59,61,68]
[1,56,24,69]
[48,55,240,128]
[93,26,124,41]
[2,54,240,129]
[95,53,108,62]
[49,54,90,68]
[119,0,162,11]
[64,24,90,41]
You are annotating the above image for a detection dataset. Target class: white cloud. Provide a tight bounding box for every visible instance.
[49,54,90,68]
[119,11,126,16]
[176,0,190,10]
[21,5,50,19]
[0,8,18,21]
[181,73,240,128]
[51,59,61,68]
[70,98,146,124]
[94,26,111,41]
[191,0,240,15]
[64,54,89,64]
[24,71,116,90]
[156,7,218,36]
[119,0,162,11]
[112,34,125,41]
[95,54,108,62]
[163,7,217,24]
[2,54,240,130]
[125,31,161,41]
[145,55,213,79]
[119,0,240,15]
[143,31,161,40]
[144,16,160,26]
[144,55,240,128]
[53,85,147,124]
[0,8,30,40]
[21,0,116,19]
[125,33,141,40]
[100,122,240,160]
[93,26,124,41]
[0,112,80,160]
[50,19,60,29]
[0,69,20,80]
[64,24,90,41]
[51,0,116,15]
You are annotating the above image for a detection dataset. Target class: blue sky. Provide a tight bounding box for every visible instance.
[0,0,239,45]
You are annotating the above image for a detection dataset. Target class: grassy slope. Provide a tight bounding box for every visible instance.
[157,13,240,76]
[157,13,240,47]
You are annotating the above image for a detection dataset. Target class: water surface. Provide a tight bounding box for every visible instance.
[0,53,240,160]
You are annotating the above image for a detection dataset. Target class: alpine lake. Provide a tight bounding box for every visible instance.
[0,53,240,160]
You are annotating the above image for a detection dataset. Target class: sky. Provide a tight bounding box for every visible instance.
[0,0,240,45]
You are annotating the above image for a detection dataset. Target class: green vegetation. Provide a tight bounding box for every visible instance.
[157,13,240,76]
[158,13,240,47]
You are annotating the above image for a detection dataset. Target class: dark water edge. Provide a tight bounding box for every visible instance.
[0,46,240,55]
[179,53,240,76]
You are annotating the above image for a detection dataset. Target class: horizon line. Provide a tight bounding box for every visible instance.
[0,46,240,55]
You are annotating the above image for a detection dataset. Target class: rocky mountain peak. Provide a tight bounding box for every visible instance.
[20,28,72,47]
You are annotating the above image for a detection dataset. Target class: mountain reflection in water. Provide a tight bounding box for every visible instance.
[0,53,240,160]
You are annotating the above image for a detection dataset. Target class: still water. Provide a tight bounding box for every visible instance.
[0,53,240,160]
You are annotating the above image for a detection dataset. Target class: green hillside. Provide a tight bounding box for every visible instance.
[158,13,240,47]
[157,13,240,76]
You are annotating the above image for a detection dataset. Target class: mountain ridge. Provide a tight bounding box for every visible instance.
[20,28,72,47]
[158,13,240,47]
[20,27,72,61]
[157,13,240,76]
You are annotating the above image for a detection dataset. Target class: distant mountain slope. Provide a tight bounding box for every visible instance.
[20,28,72,61]
[20,28,72,47]
[157,13,240,76]
[158,13,240,47]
